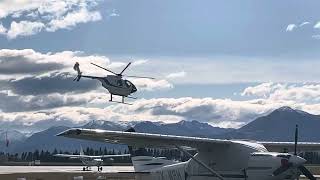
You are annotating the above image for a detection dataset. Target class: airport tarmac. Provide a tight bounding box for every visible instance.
[0,166,136,180]
[0,166,134,174]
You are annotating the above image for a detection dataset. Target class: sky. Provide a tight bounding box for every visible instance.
[2,0,320,132]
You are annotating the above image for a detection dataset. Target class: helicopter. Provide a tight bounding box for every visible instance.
[73,61,154,104]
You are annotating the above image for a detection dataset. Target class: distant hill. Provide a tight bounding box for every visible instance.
[222,106,320,141]
[134,120,233,137]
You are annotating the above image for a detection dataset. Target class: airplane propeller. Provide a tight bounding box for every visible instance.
[273,125,316,180]
[294,125,316,180]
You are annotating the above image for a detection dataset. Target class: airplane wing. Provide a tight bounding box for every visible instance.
[54,154,82,159]
[54,153,131,159]
[100,154,131,158]
[259,142,320,152]
[57,128,233,150]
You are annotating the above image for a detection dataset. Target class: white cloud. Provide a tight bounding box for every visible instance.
[241,82,284,97]
[7,21,45,39]
[0,23,7,34]
[130,79,173,91]
[0,0,104,39]
[166,71,186,79]
[312,35,320,40]
[300,21,310,27]
[286,24,297,32]
[242,82,320,103]
[314,22,320,29]
[46,8,102,32]
[109,9,120,17]
[132,59,148,66]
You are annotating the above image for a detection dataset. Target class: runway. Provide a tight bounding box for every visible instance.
[0,166,136,180]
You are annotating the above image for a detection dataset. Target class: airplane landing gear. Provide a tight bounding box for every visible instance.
[98,166,103,171]
[83,167,90,171]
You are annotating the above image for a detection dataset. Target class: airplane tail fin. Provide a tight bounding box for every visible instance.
[73,62,82,81]
[80,146,84,156]
[125,127,178,172]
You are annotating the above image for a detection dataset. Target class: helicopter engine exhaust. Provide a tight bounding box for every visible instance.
[73,62,82,81]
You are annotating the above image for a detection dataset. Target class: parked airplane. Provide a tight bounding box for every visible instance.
[54,147,130,171]
[57,126,320,180]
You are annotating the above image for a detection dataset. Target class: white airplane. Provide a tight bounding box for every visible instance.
[57,126,320,180]
[54,147,131,171]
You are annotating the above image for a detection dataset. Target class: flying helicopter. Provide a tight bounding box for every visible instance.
[73,61,154,104]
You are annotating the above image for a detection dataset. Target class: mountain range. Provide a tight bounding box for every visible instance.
[2,106,320,153]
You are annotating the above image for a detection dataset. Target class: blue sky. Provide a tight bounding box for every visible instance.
[2,0,320,131]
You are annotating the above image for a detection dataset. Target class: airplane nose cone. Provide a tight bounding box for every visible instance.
[290,155,307,166]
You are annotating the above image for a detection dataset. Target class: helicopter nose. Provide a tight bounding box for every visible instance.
[131,85,137,93]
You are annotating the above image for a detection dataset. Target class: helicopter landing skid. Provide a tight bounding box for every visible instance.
[127,96,137,99]
[109,94,133,105]
[109,100,133,105]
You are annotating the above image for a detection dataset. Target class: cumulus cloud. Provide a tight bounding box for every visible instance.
[130,79,173,91]
[0,0,104,39]
[241,82,284,98]
[300,21,310,27]
[166,71,186,79]
[0,23,7,34]
[242,82,320,104]
[286,24,297,32]
[314,22,320,29]
[7,21,45,39]
[109,9,120,17]
[46,8,102,32]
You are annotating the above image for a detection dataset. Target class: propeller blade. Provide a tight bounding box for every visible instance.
[90,63,118,75]
[273,165,291,176]
[294,124,298,155]
[124,75,155,79]
[119,62,132,75]
[299,165,316,180]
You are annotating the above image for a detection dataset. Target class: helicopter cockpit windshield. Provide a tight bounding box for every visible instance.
[124,80,131,88]
[125,80,137,93]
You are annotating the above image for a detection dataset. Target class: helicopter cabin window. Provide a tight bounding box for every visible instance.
[125,80,131,88]
[117,80,123,86]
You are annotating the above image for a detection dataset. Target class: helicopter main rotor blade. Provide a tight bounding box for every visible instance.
[124,75,155,79]
[119,62,132,75]
[90,63,118,75]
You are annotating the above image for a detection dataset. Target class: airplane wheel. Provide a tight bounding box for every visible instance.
[83,167,85,171]
[100,167,103,171]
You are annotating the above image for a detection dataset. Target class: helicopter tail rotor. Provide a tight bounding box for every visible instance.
[73,62,82,81]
